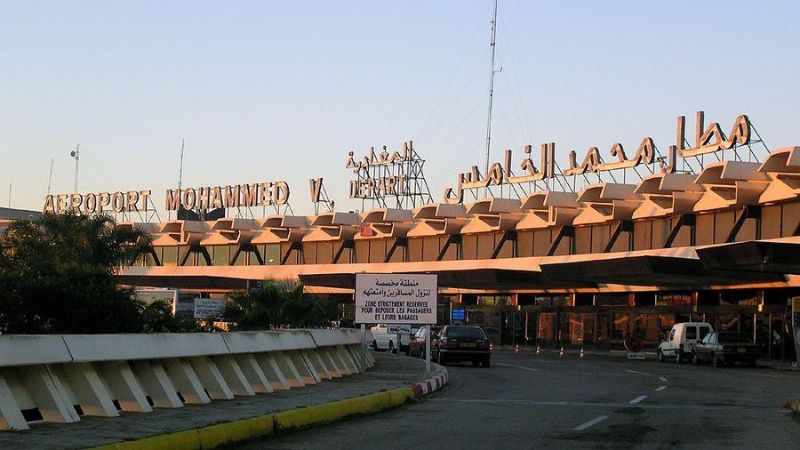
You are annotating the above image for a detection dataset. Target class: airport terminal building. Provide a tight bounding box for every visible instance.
[40,113,800,355]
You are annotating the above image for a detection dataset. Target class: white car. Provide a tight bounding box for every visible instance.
[370,325,400,354]
[658,322,713,363]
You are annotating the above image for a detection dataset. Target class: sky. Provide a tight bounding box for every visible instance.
[1,0,798,216]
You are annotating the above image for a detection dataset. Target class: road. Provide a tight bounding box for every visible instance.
[238,351,800,449]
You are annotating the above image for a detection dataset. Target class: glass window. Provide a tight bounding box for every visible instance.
[444,326,487,339]
[669,329,676,341]
[699,326,711,340]
[685,326,697,340]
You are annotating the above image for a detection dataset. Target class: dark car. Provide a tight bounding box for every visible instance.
[691,331,759,367]
[432,325,491,367]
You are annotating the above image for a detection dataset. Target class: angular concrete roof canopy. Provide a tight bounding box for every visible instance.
[632,173,703,219]
[303,211,360,242]
[694,161,771,211]
[251,215,309,244]
[574,183,642,225]
[757,147,800,203]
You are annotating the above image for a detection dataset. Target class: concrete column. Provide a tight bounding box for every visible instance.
[233,354,273,394]
[18,365,80,423]
[163,359,211,404]
[272,352,305,388]
[188,357,234,400]
[212,355,255,397]
[335,345,358,374]
[96,361,152,413]
[0,373,29,431]
[322,347,345,377]
[254,354,290,391]
[131,361,183,408]
[296,351,322,384]
[60,363,119,417]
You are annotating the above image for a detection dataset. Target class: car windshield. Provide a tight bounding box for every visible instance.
[717,332,749,343]
[444,326,486,339]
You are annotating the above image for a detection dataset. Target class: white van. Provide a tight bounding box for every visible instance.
[657,322,713,363]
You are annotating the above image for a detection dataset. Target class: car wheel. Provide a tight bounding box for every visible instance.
[472,360,480,367]
[675,351,683,364]
[712,353,720,367]
[692,352,699,365]
[483,357,491,367]
[419,348,426,359]
[388,341,395,354]
[657,349,665,363]
[437,352,447,366]
[748,359,756,368]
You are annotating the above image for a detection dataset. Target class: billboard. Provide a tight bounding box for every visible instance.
[355,273,437,325]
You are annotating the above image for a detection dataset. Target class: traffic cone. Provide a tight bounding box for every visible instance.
[579,347,585,359]
[514,344,520,354]
[559,346,565,358]
[535,344,541,356]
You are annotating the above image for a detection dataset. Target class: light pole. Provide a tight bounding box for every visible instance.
[70,144,80,194]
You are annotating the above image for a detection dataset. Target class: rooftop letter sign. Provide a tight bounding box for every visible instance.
[165,181,289,211]
[354,273,438,325]
[44,190,152,215]
[442,111,756,203]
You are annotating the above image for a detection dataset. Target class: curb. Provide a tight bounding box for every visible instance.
[412,367,449,397]
[84,368,449,450]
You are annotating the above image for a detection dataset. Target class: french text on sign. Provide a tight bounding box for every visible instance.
[354,274,438,325]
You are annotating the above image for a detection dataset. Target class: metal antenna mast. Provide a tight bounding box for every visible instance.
[178,138,185,191]
[483,0,500,198]
[70,144,80,193]
[170,138,185,221]
[47,158,54,194]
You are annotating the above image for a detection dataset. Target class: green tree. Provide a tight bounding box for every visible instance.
[0,213,147,334]
[222,280,337,330]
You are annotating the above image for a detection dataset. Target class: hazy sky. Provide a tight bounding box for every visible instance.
[1,0,798,216]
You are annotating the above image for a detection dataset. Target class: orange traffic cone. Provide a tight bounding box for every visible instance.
[579,347,585,359]
[514,344,520,354]
[535,344,541,356]
[559,346,565,358]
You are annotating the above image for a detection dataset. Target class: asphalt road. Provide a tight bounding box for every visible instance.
[238,351,800,449]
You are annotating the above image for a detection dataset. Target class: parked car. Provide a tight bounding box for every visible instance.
[432,325,491,367]
[691,331,759,367]
[370,324,399,354]
[407,326,442,358]
[399,325,422,353]
[658,322,713,363]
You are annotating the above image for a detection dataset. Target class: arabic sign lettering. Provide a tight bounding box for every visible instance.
[355,273,438,325]
[442,111,754,203]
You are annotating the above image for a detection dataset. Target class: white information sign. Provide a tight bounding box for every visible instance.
[193,298,225,320]
[388,324,413,335]
[355,273,438,325]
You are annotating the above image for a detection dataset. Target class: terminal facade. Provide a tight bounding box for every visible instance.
[27,112,800,356]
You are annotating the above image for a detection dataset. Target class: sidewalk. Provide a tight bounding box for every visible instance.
[0,352,446,450]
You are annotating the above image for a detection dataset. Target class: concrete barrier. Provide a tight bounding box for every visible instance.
[0,329,373,431]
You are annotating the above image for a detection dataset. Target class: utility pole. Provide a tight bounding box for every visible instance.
[70,144,80,194]
[7,184,10,208]
[483,0,500,198]
[170,139,185,221]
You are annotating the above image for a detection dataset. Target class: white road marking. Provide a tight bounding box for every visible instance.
[655,385,667,392]
[573,415,609,431]
[625,369,652,376]
[629,395,648,404]
[496,363,538,372]
[431,398,786,412]
[659,376,668,383]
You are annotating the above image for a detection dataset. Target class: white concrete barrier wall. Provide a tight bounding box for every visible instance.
[0,329,373,431]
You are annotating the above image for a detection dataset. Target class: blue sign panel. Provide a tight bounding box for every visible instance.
[452,308,465,321]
